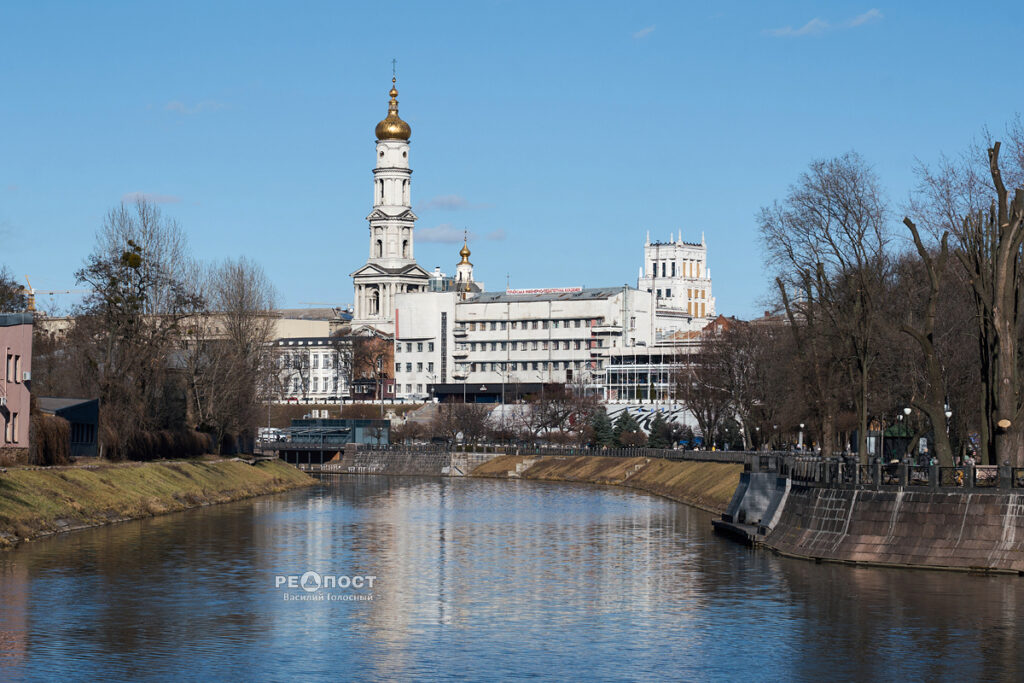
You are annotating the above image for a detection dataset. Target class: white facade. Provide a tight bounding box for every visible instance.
[393,286,655,400]
[273,337,351,402]
[350,79,430,334]
[638,231,715,339]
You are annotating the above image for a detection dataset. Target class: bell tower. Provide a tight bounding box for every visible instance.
[351,76,430,334]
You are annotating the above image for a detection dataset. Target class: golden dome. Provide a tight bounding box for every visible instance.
[459,242,471,261]
[375,77,411,141]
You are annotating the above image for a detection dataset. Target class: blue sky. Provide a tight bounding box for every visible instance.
[2,1,1023,318]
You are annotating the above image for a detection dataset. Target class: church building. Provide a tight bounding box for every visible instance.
[349,78,431,335]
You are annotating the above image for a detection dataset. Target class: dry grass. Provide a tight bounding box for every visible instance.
[470,455,742,514]
[0,459,314,548]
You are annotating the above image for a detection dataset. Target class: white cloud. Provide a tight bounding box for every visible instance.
[766,9,881,37]
[165,100,225,115]
[632,25,655,39]
[419,194,471,211]
[766,17,830,37]
[121,192,182,204]
[418,224,473,243]
[847,8,882,27]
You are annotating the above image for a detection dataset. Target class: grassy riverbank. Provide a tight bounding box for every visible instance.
[0,459,314,548]
[471,455,742,513]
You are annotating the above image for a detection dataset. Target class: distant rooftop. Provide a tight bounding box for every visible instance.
[467,287,634,304]
[0,312,33,327]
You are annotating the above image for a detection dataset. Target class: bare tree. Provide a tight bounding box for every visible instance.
[74,200,204,457]
[759,152,891,461]
[0,266,28,312]
[185,257,277,453]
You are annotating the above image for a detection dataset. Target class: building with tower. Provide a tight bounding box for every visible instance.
[350,77,431,335]
[639,231,715,339]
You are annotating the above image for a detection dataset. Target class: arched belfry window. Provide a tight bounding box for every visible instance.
[402,239,409,258]
[375,239,383,258]
[370,290,380,316]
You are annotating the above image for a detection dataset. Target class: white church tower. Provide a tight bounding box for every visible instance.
[350,77,430,334]
[638,230,716,334]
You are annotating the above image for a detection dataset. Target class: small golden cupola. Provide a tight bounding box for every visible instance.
[375,78,411,141]
[459,241,471,264]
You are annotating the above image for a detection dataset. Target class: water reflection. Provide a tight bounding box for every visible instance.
[0,475,1022,681]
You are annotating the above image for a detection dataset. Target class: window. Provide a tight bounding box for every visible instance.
[428,362,434,372]
[500,342,506,351]
[471,363,477,371]
[657,289,662,298]
[490,322,497,331]
[312,377,319,392]
[293,378,300,393]
[417,342,423,352]
[312,355,319,369]
[406,384,412,393]
[574,320,581,328]
[661,262,666,277]
[417,362,423,372]
[417,384,423,393]
[395,363,401,373]
[651,261,656,276]
[406,343,413,352]
[630,317,636,330]
[324,355,332,369]
[671,262,676,277]
[552,320,559,329]
[500,321,506,330]
[666,289,672,298]
[532,321,538,330]
[405,363,412,372]
[532,362,539,370]
[428,342,434,352]
[10,413,16,443]
[542,321,548,329]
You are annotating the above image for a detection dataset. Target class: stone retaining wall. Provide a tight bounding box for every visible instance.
[765,486,1024,573]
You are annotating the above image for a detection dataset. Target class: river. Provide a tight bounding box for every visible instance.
[1,475,1022,681]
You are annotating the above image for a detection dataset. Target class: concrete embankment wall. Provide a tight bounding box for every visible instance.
[470,455,743,514]
[336,451,497,477]
[0,459,314,549]
[765,487,1024,573]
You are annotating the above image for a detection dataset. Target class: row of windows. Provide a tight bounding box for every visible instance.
[651,260,702,278]
[396,362,436,374]
[2,412,19,444]
[288,377,341,394]
[401,384,427,394]
[5,353,23,383]
[459,339,600,352]
[464,319,596,332]
[278,352,337,369]
[397,342,435,353]
[468,360,599,373]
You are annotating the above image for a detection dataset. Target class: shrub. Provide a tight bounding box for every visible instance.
[29,413,71,466]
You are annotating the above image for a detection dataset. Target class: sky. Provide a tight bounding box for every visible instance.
[3,1,1024,319]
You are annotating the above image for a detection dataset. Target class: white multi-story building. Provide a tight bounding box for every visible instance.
[639,231,715,338]
[392,237,656,400]
[350,77,431,335]
[273,337,350,402]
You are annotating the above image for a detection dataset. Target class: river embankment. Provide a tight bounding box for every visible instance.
[0,458,314,548]
[763,486,1024,574]
[470,455,742,514]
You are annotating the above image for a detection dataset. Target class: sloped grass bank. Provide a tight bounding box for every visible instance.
[0,459,313,548]
[471,455,742,514]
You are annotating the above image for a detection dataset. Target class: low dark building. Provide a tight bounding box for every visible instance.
[37,397,100,459]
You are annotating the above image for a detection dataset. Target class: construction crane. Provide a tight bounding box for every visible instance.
[21,276,89,312]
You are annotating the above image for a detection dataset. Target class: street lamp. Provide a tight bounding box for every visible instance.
[799,423,805,452]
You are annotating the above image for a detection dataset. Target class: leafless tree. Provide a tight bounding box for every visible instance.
[759,152,891,460]
[185,257,277,453]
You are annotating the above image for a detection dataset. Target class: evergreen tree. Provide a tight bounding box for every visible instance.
[590,406,614,446]
[612,410,641,447]
[647,413,672,449]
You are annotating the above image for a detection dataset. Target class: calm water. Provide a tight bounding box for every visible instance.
[1,476,1023,682]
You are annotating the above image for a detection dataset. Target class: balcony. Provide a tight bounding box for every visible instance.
[452,348,469,359]
[452,327,467,337]
[591,324,621,335]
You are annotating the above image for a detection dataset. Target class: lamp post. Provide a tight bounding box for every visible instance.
[798,423,805,452]
[944,404,952,436]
